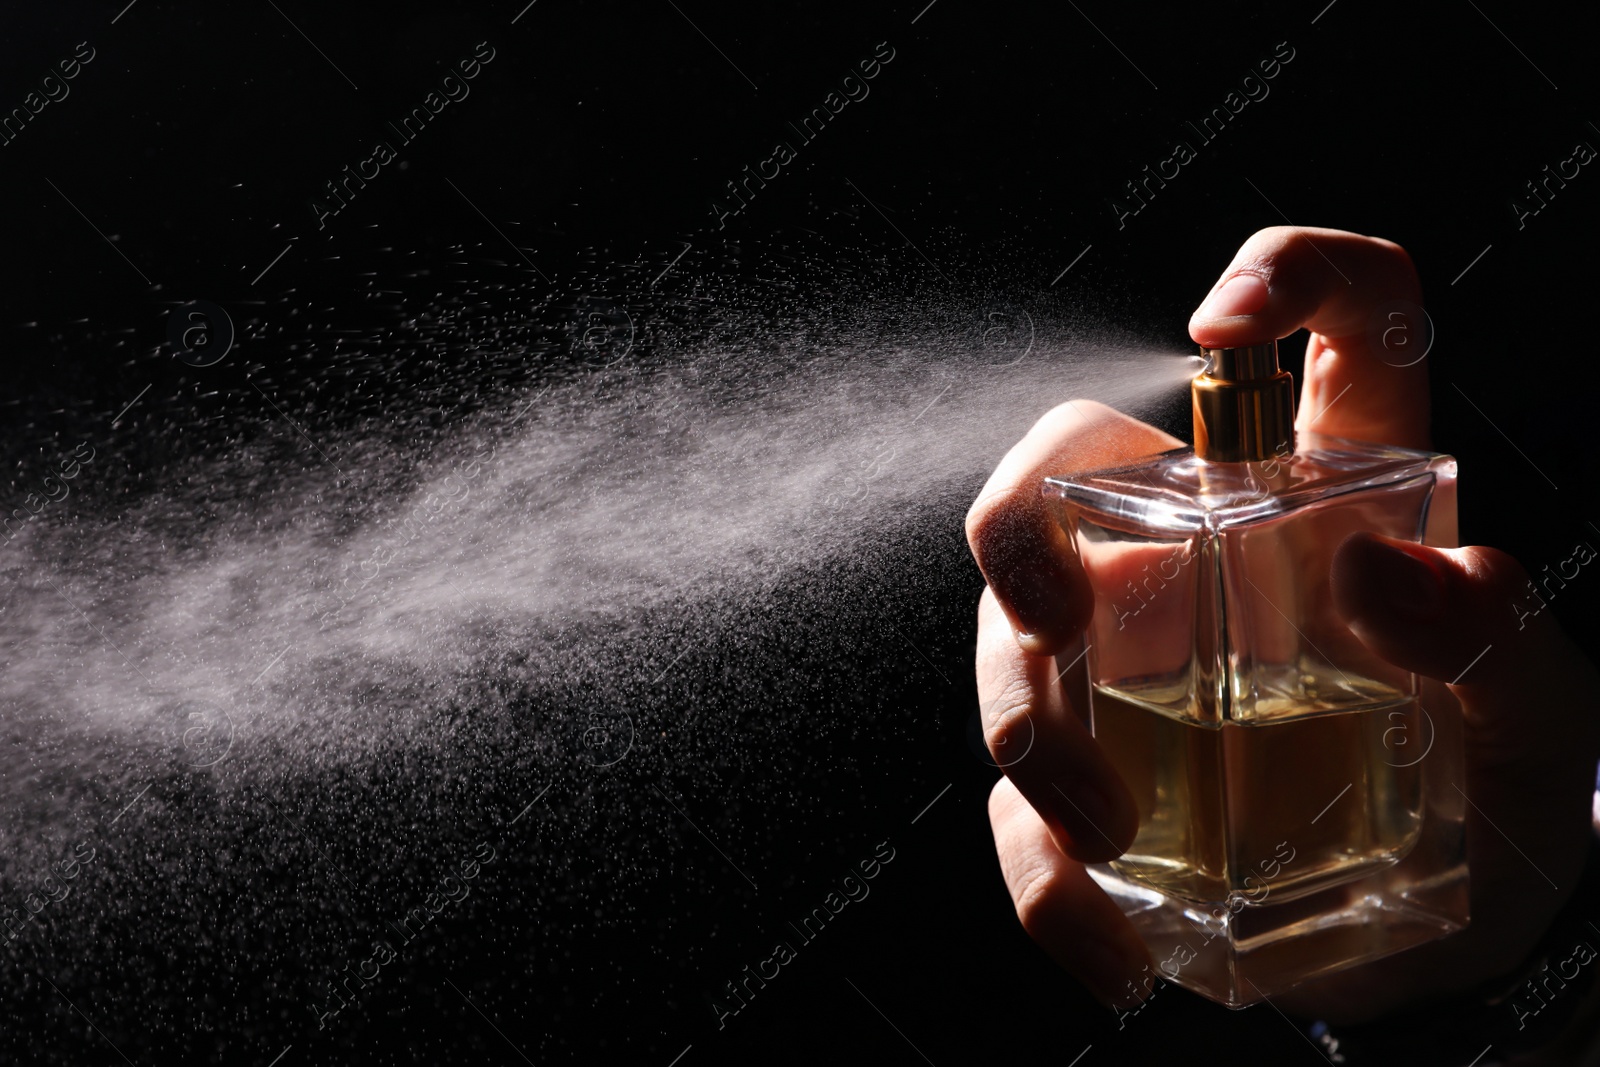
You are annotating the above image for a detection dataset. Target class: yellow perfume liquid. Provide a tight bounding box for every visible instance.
[1092,684,1424,906]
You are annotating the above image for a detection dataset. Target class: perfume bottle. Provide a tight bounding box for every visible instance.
[1044,340,1468,1008]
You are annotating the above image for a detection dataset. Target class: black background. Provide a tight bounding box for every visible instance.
[2,2,1597,1065]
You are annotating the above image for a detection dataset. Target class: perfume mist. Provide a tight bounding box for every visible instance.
[1044,340,1468,1008]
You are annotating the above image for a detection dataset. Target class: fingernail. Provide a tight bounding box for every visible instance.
[1354,538,1447,621]
[1196,273,1270,320]
[996,558,1080,651]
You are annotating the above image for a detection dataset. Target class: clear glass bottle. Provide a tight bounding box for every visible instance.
[1043,341,1468,1008]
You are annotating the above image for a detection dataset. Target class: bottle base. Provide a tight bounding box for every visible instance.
[1088,856,1470,1009]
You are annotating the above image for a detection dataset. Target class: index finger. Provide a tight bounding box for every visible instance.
[1188,225,1432,450]
[965,400,1183,655]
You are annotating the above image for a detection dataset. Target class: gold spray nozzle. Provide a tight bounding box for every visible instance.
[1192,340,1296,462]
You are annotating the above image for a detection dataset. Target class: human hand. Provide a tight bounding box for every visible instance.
[966,225,1600,1021]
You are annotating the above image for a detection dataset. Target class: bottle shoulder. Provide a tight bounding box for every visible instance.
[1044,433,1456,534]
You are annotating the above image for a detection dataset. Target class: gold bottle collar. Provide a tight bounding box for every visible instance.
[1192,341,1296,463]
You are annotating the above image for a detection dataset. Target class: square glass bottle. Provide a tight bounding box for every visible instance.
[1043,341,1468,1008]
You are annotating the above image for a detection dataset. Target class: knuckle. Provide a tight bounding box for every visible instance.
[1279,227,1324,263]
[1456,543,1538,601]
[1033,398,1105,437]
[965,486,1040,570]
[981,675,1038,763]
[986,776,1016,822]
[968,399,1106,556]
[1041,398,1097,424]
[1367,234,1413,265]
[964,489,1008,557]
[1236,225,1303,267]
[1250,224,1299,246]
[975,585,1006,634]
[1364,235,1423,296]
[1007,855,1063,937]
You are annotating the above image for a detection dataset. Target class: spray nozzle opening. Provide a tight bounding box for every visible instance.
[1197,341,1280,382]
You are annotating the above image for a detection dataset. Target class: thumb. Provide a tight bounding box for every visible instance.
[1332,532,1600,886]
